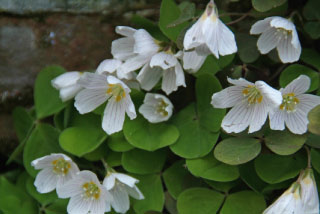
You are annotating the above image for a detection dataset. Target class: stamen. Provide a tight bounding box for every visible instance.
[82,182,100,200]
[156,99,169,117]
[106,84,126,102]
[242,85,263,105]
[52,158,71,175]
[279,92,299,112]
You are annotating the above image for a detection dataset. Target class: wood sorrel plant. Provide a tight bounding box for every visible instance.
[2,0,320,213]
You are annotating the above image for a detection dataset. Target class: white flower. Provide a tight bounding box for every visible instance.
[113,26,160,74]
[139,93,174,123]
[211,77,282,133]
[300,169,319,214]
[57,170,112,214]
[31,153,79,194]
[103,172,144,214]
[74,73,136,135]
[250,16,301,63]
[263,182,304,214]
[183,0,237,59]
[51,72,83,101]
[182,50,208,73]
[137,51,186,95]
[96,58,140,90]
[269,75,320,134]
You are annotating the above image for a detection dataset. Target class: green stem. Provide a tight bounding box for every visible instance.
[304,146,312,168]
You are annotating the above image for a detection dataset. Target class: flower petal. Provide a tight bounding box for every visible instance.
[255,81,283,108]
[277,33,301,63]
[74,88,109,114]
[281,75,310,95]
[257,27,280,54]
[103,173,116,190]
[174,63,186,88]
[114,173,138,187]
[110,186,130,214]
[124,185,144,200]
[248,101,268,133]
[269,109,286,131]
[297,94,320,113]
[59,84,82,102]
[217,19,237,56]
[32,154,67,169]
[162,67,177,95]
[111,37,135,61]
[301,170,319,214]
[221,103,252,133]
[202,17,219,58]
[51,72,81,89]
[115,26,136,37]
[78,72,108,89]
[182,50,207,73]
[119,55,151,74]
[124,96,136,120]
[227,77,254,87]
[102,99,126,135]
[250,17,273,35]
[133,29,159,55]
[136,63,162,91]
[150,52,178,70]
[67,195,91,214]
[211,86,243,108]
[285,108,309,134]
[34,168,58,193]
[183,18,205,50]
[96,59,122,75]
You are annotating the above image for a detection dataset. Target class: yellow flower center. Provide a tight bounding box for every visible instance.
[155,99,169,117]
[82,182,101,200]
[279,93,299,112]
[242,85,263,105]
[106,83,126,102]
[52,158,71,175]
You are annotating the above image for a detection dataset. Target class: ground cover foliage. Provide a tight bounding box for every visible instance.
[1,0,320,213]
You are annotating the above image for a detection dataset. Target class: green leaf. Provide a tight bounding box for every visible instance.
[279,64,319,92]
[265,130,307,155]
[167,2,195,28]
[25,176,57,206]
[170,104,220,158]
[196,74,226,132]
[122,149,167,174]
[193,55,220,77]
[311,149,320,174]
[177,188,225,214]
[69,111,102,129]
[107,132,134,152]
[186,154,239,182]
[132,174,165,214]
[205,180,240,193]
[303,0,320,20]
[308,105,320,135]
[105,150,122,167]
[83,141,108,161]
[34,65,66,119]
[23,124,62,177]
[236,33,260,63]
[254,153,306,184]
[123,115,179,151]
[162,160,205,199]
[164,192,178,214]
[220,191,266,214]
[306,134,320,148]
[44,198,68,214]
[159,0,189,41]
[239,162,267,193]
[304,22,320,39]
[59,126,107,157]
[12,107,34,142]
[301,48,320,71]
[214,137,261,165]
[252,0,287,12]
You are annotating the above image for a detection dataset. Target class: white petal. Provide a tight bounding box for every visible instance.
[78,72,108,89]
[285,108,309,134]
[183,18,205,50]
[297,94,320,113]
[248,101,268,133]
[102,99,126,135]
[221,103,252,133]
[110,186,130,214]
[281,75,310,95]
[124,96,136,120]
[96,59,122,75]
[34,168,58,193]
[59,84,82,102]
[31,153,68,169]
[182,50,207,73]
[107,75,130,91]
[111,37,135,61]
[255,81,283,108]
[51,72,81,89]
[124,185,144,200]
[115,26,136,37]
[119,55,151,73]
[74,88,109,114]
[56,162,80,191]
[257,27,280,54]
[301,170,319,214]
[174,63,186,88]
[217,19,237,56]
[202,17,219,58]
[227,77,254,87]
[269,109,286,131]
[88,198,107,214]
[114,173,138,187]
[136,63,162,91]
[67,195,91,214]
[133,29,159,55]
[162,67,178,95]
[250,17,273,35]
[270,17,295,32]
[139,103,164,123]
[150,52,178,70]
[103,173,116,190]
[277,33,301,63]
[211,86,243,108]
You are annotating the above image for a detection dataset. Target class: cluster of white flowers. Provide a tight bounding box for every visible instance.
[211,74,320,134]
[263,168,319,214]
[31,153,144,214]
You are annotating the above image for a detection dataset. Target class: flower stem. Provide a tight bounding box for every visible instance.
[304,146,312,168]
[226,12,250,25]
[101,158,115,175]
